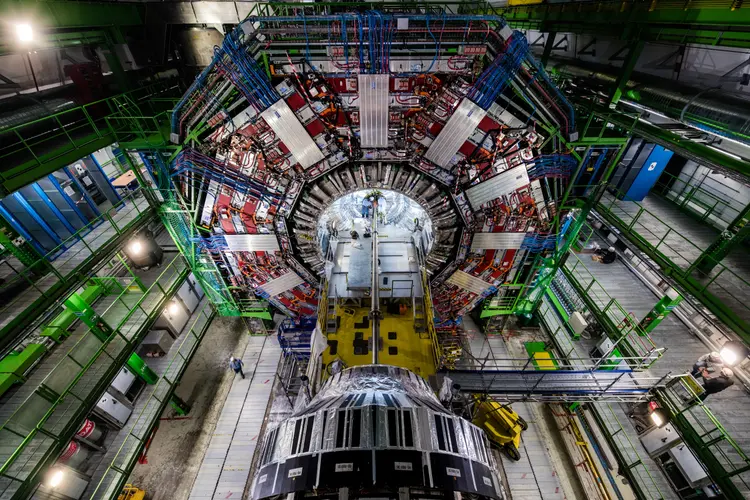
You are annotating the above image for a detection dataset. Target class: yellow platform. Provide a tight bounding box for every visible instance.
[322,306,436,380]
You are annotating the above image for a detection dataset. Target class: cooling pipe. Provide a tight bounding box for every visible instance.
[552,59,750,145]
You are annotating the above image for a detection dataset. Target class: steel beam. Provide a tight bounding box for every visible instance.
[496,2,750,48]
[608,42,644,107]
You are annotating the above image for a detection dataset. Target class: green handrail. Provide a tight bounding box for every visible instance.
[596,187,750,340]
[0,188,153,352]
[87,301,216,500]
[0,255,189,499]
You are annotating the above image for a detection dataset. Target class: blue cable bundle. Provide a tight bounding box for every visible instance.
[527,154,577,179]
[172,150,282,208]
[468,31,529,110]
[221,30,280,110]
[521,232,557,253]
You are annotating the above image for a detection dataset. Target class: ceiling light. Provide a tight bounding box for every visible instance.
[128,240,143,256]
[720,347,738,365]
[649,408,669,428]
[637,117,653,126]
[16,24,33,42]
[48,469,64,488]
[707,145,742,161]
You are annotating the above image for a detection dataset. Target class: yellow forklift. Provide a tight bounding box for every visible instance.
[471,395,528,461]
[118,485,147,500]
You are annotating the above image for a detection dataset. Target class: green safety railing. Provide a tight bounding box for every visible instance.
[655,376,750,499]
[0,188,154,352]
[0,80,179,194]
[596,188,750,340]
[538,297,667,500]
[0,254,189,499]
[88,301,216,500]
[652,170,744,231]
[562,253,663,368]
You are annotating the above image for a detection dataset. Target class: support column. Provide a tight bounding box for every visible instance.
[64,292,115,341]
[694,202,750,273]
[102,27,131,92]
[608,41,644,107]
[370,198,381,364]
[541,32,557,67]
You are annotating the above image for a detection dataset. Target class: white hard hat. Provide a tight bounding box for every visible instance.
[230,356,235,362]
[721,367,734,378]
[608,246,615,252]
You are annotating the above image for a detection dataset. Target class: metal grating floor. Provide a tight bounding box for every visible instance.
[188,335,280,499]
[0,196,150,333]
[85,298,210,499]
[582,237,750,467]
[599,193,750,327]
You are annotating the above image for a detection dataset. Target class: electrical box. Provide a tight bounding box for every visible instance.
[153,298,190,337]
[669,443,710,488]
[640,423,681,456]
[109,367,137,398]
[94,392,133,428]
[569,312,588,335]
[177,273,204,313]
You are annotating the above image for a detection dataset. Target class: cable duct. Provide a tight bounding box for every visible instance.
[553,59,750,145]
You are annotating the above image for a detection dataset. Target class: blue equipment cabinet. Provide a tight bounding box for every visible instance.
[618,144,674,201]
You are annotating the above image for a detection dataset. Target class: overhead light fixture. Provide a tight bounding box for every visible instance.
[48,469,64,488]
[649,407,669,428]
[16,23,33,42]
[638,117,653,126]
[707,145,742,161]
[128,240,143,256]
[719,341,748,366]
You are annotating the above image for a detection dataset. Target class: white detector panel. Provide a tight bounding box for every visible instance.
[358,75,389,148]
[261,99,325,169]
[466,165,530,210]
[425,98,487,168]
[446,270,492,296]
[224,234,280,252]
[260,271,304,297]
[470,232,527,251]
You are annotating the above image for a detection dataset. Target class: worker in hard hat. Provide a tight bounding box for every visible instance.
[700,367,734,400]
[691,351,724,379]
[592,246,617,264]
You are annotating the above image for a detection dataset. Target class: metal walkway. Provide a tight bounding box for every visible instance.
[446,369,660,401]
[462,319,566,499]
[189,335,281,500]
[0,194,151,337]
[599,192,750,329]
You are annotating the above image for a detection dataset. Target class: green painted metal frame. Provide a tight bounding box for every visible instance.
[87,301,217,500]
[537,297,666,499]
[0,255,190,499]
[655,377,750,499]
[596,186,750,343]
[0,188,154,353]
[561,253,664,368]
[0,80,179,195]
[495,0,750,49]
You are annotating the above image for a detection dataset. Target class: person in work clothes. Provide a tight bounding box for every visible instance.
[229,356,245,379]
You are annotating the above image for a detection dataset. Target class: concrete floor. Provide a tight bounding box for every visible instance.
[127,317,250,500]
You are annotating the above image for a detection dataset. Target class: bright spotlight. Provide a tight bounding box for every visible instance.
[720,347,738,366]
[48,469,64,488]
[649,408,669,428]
[16,24,33,42]
[128,240,143,256]
[167,300,180,315]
